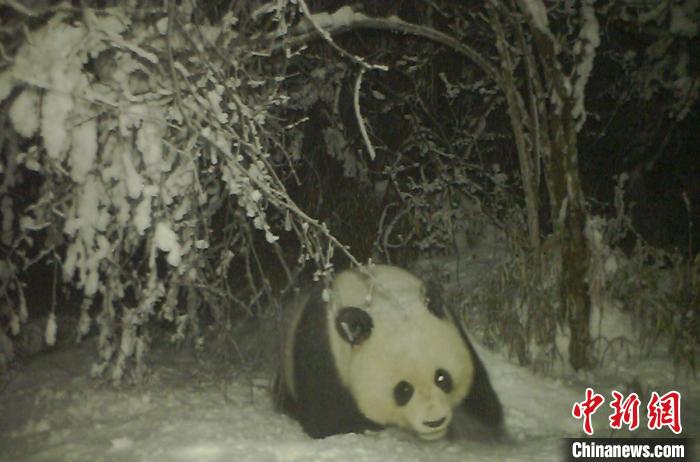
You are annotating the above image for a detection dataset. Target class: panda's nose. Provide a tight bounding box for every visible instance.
[423,417,446,428]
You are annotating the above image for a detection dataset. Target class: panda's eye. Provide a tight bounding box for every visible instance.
[435,368,453,393]
[393,380,414,406]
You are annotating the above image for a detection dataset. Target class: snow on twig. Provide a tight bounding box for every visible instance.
[517,0,549,33]
[353,68,376,161]
[296,1,387,72]
[571,0,600,131]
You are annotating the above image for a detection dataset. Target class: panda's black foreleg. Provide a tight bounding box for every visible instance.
[448,360,505,441]
[462,365,504,431]
[456,328,505,433]
[297,389,384,438]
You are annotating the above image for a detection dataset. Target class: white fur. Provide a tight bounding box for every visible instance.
[328,265,474,440]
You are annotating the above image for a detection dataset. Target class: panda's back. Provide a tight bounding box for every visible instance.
[331,265,427,320]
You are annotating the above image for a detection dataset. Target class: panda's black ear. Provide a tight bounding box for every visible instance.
[336,307,373,346]
[424,280,447,319]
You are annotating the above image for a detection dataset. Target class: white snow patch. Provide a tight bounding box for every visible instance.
[11,18,85,92]
[70,118,98,183]
[154,222,183,267]
[9,88,41,138]
[478,343,583,439]
[120,150,144,199]
[520,0,549,32]
[137,121,166,173]
[134,196,153,235]
[572,1,600,131]
[9,311,20,335]
[603,254,618,275]
[175,444,225,460]
[41,90,74,160]
[77,176,100,244]
[156,17,169,35]
[301,6,365,33]
[109,436,134,452]
[45,312,57,346]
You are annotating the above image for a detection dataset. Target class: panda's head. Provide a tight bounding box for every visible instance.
[329,266,474,440]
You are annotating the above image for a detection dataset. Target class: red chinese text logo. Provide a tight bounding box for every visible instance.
[572,388,682,435]
[647,391,682,434]
[609,390,641,431]
[572,387,605,435]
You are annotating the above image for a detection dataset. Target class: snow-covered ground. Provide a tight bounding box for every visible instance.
[1,240,697,461]
[1,313,697,462]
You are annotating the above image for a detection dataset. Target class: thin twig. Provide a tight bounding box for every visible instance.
[353,68,376,160]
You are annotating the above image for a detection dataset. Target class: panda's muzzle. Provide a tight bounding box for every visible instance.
[423,417,447,429]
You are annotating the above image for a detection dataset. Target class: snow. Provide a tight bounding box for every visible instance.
[77,177,100,245]
[154,222,183,267]
[9,89,41,138]
[519,0,549,33]
[2,294,697,461]
[134,196,153,235]
[301,6,364,33]
[137,121,166,174]
[44,313,57,347]
[70,119,98,184]
[1,329,695,462]
[0,339,544,461]
[41,90,74,160]
[121,150,145,200]
[572,1,600,131]
[8,17,88,161]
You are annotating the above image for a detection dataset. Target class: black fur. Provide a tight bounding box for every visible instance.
[424,280,447,318]
[426,281,504,433]
[454,320,504,431]
[335,307,373,345]
[278,285,383,438]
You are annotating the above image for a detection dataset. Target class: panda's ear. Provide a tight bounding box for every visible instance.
[424,280,447,319]
[335,307,373,346]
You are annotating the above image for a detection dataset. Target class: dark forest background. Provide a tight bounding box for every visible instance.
[0,0,698,380]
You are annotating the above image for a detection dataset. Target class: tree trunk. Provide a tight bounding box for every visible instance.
[490,7,541,252]
[543,111,592,370]
[514,0,593,370]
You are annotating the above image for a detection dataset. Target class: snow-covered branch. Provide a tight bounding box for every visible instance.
[571,0,600,131]
[275,6,501,85]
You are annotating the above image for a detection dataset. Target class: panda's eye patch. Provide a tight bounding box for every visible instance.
[435,369,453,393]
[393,381,414,406]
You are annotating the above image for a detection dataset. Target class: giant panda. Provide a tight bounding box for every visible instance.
[274,264,503,440]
